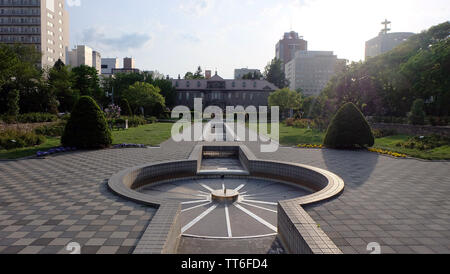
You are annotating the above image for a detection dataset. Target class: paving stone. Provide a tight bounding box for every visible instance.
[0,133,448,254]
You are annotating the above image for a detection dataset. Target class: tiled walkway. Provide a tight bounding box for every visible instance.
[0,135,449,254]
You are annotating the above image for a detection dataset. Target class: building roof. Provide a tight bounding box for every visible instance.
[171,74,278,91]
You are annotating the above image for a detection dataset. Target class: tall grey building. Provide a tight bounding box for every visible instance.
[365,20,415,59]
[285,51,345,97]
[0,0,70,68]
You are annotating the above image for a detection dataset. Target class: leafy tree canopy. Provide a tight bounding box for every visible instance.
[264,58,289,89]
[268,88,302,112]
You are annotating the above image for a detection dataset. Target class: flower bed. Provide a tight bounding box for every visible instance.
[368,148,407,158]
[113,143,147,149]
[36,147,77,157]
[296,144,324,149]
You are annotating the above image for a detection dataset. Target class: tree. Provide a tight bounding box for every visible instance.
[184,66,205,80]
[242,71,262,80]
[119,98,133,116]
[106,72,144,103]
[122,82,166,117]
[408,99,426,125]
[0,44,56,114]
[319,21,450,120]
[264,58,289,88]
[268,88,302,118]
[152,78,177,108]
[184,72,194,80]
[62,96,112,149]
[193,66,205,79]
[0,45,19,90]
[6,89,19,117]
[48,59,78,112]
[71,65,104,104]
[323,102,374,148]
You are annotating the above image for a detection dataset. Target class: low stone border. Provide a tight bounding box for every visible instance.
[108,144,345,254]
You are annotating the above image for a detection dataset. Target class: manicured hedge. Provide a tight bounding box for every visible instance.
[61,96,112,149]
[324,102,374,148]
[0,113,58,124]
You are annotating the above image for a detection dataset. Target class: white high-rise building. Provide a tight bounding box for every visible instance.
[0,0,70,68]
[67,45,103,74]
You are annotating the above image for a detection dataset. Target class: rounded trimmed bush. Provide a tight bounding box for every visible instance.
[62,96,112,149]
[323,102,374,148]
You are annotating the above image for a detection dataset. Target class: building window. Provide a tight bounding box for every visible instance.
[243,82,246,88]
[253,81,257,88]
[197,81,201,88]
[175,81,179,87]
[186,81,190,88]
[232,82,235,88]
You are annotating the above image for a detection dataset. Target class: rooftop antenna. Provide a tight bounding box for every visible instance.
[381,19,391,35]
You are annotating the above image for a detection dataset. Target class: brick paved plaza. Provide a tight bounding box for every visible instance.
[0,136,449,254]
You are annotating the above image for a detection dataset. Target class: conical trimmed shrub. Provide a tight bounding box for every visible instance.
[62,96,112,149]
[323,102,374,148]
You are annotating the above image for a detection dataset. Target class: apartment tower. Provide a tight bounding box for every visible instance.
[0,0,70,68]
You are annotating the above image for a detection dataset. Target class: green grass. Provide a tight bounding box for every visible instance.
[0,123,175,160]
[247,122,324,146]
[0,137,61,160]
[278,124,325,146]
[374,135,450,160]
[248,122,450,160]
[111,122,174,146]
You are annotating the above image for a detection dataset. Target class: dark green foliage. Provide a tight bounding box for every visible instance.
[6,89,19,117]
[49,60,78,113]
[396,134,450,150]
[62,96,112,149]
[264,58,289,88]
[408,99,426,125]
[0,112,58,124]
[34,121,66,137]
[242,71,262,80]
[71,65,104,103]
[0,130,46,150]
[147,116,157,124]
[324,103,375,148]
[111,116,146,128]
[372,129,397,138]
[119,99,132,116]
[18,113,58,123]
[319,21,450,121]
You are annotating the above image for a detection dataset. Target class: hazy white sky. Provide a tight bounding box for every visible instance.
[68,0,449,78]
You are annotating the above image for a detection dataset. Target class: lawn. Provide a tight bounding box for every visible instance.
[112,122,174,146]
[0,123,175,160]
[248,123,450,160]
[0,137,61,160]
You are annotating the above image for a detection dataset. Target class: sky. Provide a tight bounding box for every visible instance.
[67,0,450,79]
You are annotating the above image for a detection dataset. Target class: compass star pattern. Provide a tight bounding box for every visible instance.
[139,177,311,238]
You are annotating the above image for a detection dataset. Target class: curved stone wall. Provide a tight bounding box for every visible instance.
[107,144,345,254]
